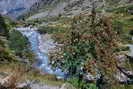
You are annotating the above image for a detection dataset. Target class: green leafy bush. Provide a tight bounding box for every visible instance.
[0,15,9,38]
[67,78,97,89]
[8,30,35,63]
[38,25,66,34]
[106,4,133,14]
[9,30,29,53]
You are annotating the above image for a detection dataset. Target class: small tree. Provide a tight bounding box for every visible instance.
[0,14,9,38]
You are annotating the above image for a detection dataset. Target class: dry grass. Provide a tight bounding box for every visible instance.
[0,63,64,87]
[27,70,64,86]
[0,63,30,89]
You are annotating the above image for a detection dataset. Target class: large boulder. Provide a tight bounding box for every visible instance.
[60,83,76,89]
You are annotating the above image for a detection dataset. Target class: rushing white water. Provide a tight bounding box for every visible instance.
[127,37,133,56]
[127,44,133,56]
[16,27,65,77]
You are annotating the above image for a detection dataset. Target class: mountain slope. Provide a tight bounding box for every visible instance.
[25,0,133,20]
[0,0,132,19]
[0,0,38,19]
[26,0,103,20]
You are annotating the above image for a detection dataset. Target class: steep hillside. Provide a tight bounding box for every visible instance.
[0,0,132,19]
[0,0,38,19]
[23,0,103,20]
[23,0,133,20]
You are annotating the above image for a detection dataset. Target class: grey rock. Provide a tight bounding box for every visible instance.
[60,83,76,89]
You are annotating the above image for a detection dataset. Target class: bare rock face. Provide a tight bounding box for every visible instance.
[0,0,38,19]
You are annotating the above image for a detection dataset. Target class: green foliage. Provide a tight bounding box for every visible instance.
[112,85,133,89]
[38,24,67,35]
[89,84,98,89]
[62,40,91,76]
[0,15,9,38]
[9,30,29,53]
[67,78,97,89]
[106,4,133,14]
[8,30,35,62]
[38,26,60,34]
[0,37,17,64]
[67,78,80,88]
[0,15,18,63]
[0,47,17,63]
[112,13,133,44]
[113,20,123,35]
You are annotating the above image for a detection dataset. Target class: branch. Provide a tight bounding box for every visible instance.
[117,65,133,79]
[119,80,133,85]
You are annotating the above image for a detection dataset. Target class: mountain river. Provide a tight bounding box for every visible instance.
[16,27,65,78]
